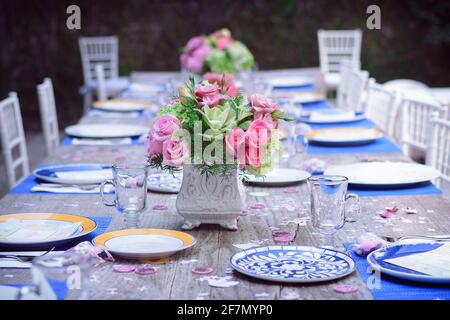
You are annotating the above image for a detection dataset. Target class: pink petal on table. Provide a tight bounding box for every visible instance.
[334,284,358,294]
[192,267,214,275]
[283,188,299,194]
[113,264,135,273]
[379,210,395,218]
[273,234,294,242]
[152,204,168,211]
[385,205,399,213]
[135,265,158,275]
[249,203,266,210]
[272,230,292,237]
[353,240,383,257]
[240,210,252,216]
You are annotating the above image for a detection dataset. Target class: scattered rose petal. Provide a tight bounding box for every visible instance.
[334,284,358,294]
[152,204,168,211]
[135,265,158,275]
[208,276,239,288]
[283,188,299,193]
[273,234,294,242]
[386,205,399,213]
[249,203,266,210]
[352,240,383,257]
[403,207,418,214]
[113,264,135,273]
[379,210,396,218]
[192,267,214,275]
[240,210,252,216]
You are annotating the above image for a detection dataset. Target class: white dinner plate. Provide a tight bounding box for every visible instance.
[93,229,196,259]
[301,110,366,124]
[267,76,313,88]
[246,168,311,187]
[367,242,450,284]
[147,172,182,194]
[33,164,113,185]
[324,162,440,187]
[93,99,150,112]
[0,213,97,249]
[306,128,383,146]
[65,124,148,139]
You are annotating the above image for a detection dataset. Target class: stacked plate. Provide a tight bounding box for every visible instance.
[306,128,383,146]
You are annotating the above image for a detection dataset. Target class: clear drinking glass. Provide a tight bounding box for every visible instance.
[100,163,149,228]
[307,175,361,248]
[17,251,96,300]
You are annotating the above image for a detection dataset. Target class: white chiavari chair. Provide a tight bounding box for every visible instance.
[37,78,60,156]
[78,36,129,112]
[317,29,362,91]
[336,59,361,109]
[0,92,30,188]
[426,115,450,188]
[95,64,107,101]
[400,98,447,158]
[365,79,398,136]
[342,69,369,113]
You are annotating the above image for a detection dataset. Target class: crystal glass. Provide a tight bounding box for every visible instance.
[101,162,149,228]
[17,251,96,300]
[278,98,298,167]
[307,175,361,248]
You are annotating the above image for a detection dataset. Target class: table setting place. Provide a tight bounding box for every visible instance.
[1,24,450,303]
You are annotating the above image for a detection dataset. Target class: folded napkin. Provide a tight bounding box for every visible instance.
[30,184,113,194]
[71,137,133,146]
[55,169,113,181]
[309,110,355,122]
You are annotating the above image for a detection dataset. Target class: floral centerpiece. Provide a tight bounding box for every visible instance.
[180,29,254,75]
[146,76,291,230]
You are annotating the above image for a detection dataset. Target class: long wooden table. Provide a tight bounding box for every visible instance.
[1,75,450,300]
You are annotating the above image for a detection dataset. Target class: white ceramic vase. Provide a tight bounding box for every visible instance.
[176,165,246,230]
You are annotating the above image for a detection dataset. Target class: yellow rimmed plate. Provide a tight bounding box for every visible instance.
[0,213,97,249]
[306,128,383,146]
[93,229,196,259]
[93,99,151,112]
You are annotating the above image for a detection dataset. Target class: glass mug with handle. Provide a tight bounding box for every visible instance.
[307,175,361,249]
[101,163,149,229]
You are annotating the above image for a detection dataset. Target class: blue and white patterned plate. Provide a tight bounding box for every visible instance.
[147,172,182,194]
[230,245,355,283]
[367,242,450,284]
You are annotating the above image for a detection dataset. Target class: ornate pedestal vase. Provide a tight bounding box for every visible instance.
[176,165,246,230]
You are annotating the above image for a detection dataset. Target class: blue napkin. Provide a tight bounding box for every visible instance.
[272,83,316,92]
[307,137,402,155]
[343,243,450,300]
[348,182,442,197]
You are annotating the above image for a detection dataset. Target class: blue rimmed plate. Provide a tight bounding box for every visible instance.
[230,245,355,283]
[367,242,450,284]
[33,164,113,185]
[147,172,182,194]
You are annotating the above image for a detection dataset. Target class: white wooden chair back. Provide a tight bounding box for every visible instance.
[318,29,362,75]
[95,64,107,101]
[365,79,398,136]
[400,98,446,156]
[37,78,60,155]
[426,115,450,187]
[343,69,369,113]
[78,36,119,85]
[336,59,361,109]
[0,92,30,188]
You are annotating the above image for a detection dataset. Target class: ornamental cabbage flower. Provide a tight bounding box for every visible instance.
[227,41,254,71]
[199,104,237,140]
[205,49,235,74]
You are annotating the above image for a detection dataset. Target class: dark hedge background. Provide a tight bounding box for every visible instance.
[1,0,450,131]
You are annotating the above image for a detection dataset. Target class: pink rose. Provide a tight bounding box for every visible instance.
[249,94,279,117]
[162,138,189,167]
[225,128,246,167]
[203,73,238,97]
[192,45,211,60]
[246,119,271,148]
[195,83,221,107]
[185,36,205,53]
[245,143,264,169]
[254,112,279,129]
[146,129,163,158]
[216,37,232,50]
[153,115,181,141]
